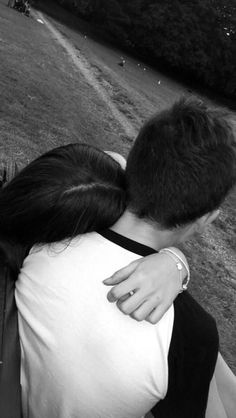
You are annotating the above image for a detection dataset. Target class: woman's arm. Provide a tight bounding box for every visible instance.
[103,249,189,323]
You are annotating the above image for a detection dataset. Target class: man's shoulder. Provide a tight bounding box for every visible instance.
[173,291,218,347]
[152,293,219,418]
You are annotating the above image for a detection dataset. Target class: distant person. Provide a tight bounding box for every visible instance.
[24,0,30,16]
[0,144,187,418]
[118,58,126,67]
[14,99,236,417]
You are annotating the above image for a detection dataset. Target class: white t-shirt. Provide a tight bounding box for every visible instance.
[15,230,174,418]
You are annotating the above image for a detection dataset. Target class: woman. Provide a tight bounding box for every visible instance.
[1,143,235,418]
[0,143,186,418]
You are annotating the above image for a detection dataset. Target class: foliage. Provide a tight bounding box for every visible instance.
[56,0,236,98]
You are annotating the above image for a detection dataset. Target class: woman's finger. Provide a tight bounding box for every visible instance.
[130,299,160,322]
[116,294,130,304]
[103,258,142,285]
[146,303,172,324]
[107,277,138,302]
[117,290,146,315]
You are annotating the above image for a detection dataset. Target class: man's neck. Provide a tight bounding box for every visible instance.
[111,210,181,251]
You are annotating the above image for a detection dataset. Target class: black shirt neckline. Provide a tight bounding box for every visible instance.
[99,229,157,257]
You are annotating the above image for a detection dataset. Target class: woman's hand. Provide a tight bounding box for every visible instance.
[103,249,188,324]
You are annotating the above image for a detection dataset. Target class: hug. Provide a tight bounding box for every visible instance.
[0,98,235,417]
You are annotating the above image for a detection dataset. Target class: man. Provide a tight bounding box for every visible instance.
[15,98,236,417]
[23,1,31,16]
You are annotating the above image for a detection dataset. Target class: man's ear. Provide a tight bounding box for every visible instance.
[195,209,220,233]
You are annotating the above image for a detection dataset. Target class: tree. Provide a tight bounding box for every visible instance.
[56,0,236,97]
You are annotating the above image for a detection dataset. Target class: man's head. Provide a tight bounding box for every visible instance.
[126,98,236,238]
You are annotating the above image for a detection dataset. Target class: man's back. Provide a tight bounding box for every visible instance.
[152,291,219,417]
[16,231,174,418]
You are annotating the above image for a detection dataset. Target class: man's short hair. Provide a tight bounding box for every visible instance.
[126,98,236,228]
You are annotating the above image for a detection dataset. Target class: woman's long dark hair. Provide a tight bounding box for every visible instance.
[0,143,126,274]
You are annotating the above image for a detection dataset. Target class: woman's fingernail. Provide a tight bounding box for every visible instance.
[107,293,115,302]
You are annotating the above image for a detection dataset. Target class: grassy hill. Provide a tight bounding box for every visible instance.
[0,0,235,372]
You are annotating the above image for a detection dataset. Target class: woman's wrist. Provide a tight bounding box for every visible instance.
[159,247,190,292]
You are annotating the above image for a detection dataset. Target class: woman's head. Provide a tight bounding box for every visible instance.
[0,143,126,247]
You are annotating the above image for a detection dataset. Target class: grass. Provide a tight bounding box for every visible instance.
[0,0,235,373]
[0,0,130,166]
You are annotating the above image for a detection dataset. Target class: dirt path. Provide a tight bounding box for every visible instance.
[35,11,137,140]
